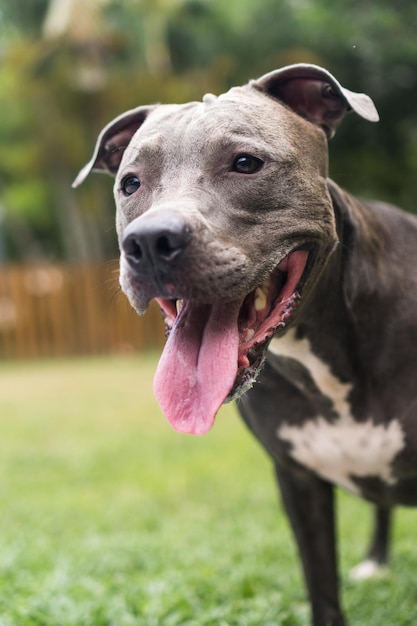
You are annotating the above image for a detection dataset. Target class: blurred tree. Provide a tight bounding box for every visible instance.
[0,0,49,35]
[0,0,415,261]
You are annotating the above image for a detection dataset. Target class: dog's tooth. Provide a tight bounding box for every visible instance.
[176,299,183,314]
[254,287,267,311]
[245,328,255,342]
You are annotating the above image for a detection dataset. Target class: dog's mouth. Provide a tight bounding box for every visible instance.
[153,249,309,435]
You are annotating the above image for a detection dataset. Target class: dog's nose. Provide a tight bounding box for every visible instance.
[122,216,191,269]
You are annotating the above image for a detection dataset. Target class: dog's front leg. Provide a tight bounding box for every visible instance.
[366,505,392,566]
[350,505,392,580]
[274,461,346,626]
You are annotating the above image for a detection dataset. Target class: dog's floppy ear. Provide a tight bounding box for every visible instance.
[251,63,379,138]
[72,105,156,188]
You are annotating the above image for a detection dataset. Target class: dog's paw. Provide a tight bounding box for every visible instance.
[349,559,388,581]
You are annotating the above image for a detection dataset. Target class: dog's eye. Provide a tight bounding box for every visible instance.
[232,154,264,174]
[121,175,141,196]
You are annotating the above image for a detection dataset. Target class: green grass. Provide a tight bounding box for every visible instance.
[0,354,416,625]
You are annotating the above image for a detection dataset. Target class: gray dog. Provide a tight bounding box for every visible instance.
[74,64,417,626]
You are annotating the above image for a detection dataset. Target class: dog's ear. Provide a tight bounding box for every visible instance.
[72,105,156,188]
[251,64,379,138]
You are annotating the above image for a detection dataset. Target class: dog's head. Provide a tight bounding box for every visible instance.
[74,64,378,435]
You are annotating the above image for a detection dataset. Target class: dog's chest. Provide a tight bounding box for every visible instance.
[268,330,405,494]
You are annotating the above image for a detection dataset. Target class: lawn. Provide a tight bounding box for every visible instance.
[0,354,416,625]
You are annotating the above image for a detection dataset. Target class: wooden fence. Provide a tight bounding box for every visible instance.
[0,263,166,359]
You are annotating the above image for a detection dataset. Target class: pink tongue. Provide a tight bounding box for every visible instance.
[153,301,241,435]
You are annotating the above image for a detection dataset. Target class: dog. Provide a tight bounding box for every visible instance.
[73,64,417,626]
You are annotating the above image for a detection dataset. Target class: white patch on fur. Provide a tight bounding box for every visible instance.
[270,330,352,416]
[269,331,405,494]
[349,559,388,580]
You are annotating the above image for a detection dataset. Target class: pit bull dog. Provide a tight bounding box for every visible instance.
[73,64,417,626]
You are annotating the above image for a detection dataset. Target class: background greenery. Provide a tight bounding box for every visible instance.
[0,0,416,262]
[0,354,416,625]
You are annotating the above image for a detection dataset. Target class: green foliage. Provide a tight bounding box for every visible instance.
[0,354,417,625]
[0,0,416,260]
[0,0,49,36]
